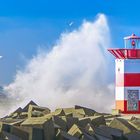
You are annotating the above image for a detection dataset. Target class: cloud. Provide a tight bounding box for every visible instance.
[3,14,114,116]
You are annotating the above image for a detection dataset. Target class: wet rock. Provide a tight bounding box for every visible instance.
[109,118,137,134]
[0,100,140,139]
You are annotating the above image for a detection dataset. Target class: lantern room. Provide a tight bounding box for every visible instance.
[124,33,140,49]
[108,34,140,59]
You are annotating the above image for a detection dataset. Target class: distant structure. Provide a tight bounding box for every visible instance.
[108,34,140,114]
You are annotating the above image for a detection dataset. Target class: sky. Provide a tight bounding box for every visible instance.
[0,0,140,85]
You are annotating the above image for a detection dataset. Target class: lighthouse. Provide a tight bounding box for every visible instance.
[108,34,140,114]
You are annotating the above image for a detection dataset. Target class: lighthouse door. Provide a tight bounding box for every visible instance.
[127,90,139,111]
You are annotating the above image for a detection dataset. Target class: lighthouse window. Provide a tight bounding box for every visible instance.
[127,90,139,111]
[118,68,120,72]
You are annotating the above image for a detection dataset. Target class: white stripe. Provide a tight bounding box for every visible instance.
[115,87,124,100]
[116,87,140,100]
[124,59,140,73]
[115,59,124,74]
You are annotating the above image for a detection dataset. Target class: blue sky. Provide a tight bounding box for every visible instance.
[0,0,140,85]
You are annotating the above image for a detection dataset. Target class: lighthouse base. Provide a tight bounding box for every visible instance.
[112,109,140,116]
[115,99,140,114]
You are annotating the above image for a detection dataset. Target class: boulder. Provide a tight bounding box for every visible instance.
[109,118,137,134]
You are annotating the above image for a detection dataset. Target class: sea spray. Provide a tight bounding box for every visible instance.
[3,14,114,116]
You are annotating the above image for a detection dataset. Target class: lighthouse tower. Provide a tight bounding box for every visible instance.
[108,34,140,114]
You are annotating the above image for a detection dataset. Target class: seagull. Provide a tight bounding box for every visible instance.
[69,21,74,27]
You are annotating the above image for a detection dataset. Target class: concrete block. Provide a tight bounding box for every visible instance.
[75,105,96,116]
[109,118,137,134]
[22,101,38,112]
[78,118,91,128]
[10,126,29,140]
[124,131,140,140]
[112,109,121,116]
[68,124,83,138]
[95,125,123,139]
[28,104,50,118]
[1,131,21,140]
[89,115,106,127]
[53,109,66,116]
[57,130,79,140]
[43,118,55,140]
[53,116,67,131]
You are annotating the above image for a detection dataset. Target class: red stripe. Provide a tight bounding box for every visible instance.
[108,50,120,58]
[116,73,140,87]
[116,50,125,59]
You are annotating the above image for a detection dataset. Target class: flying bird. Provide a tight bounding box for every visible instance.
[69,22,74,27]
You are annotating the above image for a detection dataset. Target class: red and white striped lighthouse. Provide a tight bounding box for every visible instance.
[108,34,140,114]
